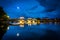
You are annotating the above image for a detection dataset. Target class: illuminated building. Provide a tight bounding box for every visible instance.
[0,16,60,27]
[32,18,37,25]
[26,18,32,26]
[18,17,25,27]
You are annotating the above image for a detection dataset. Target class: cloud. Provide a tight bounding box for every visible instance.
[36,0,60,12]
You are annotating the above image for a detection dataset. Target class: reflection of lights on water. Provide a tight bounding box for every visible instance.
[55,19,57,25]
[17,33,20,37]
[49,22,52,24]
[19,25,24,27]
[37,19,40,24]
[55,22,57,24]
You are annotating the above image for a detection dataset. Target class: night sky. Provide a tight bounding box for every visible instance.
[0,0,60,40]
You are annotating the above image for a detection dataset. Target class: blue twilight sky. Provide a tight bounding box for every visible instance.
[0,0,60,40]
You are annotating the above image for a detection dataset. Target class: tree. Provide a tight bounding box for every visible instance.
[0,7,9,40]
